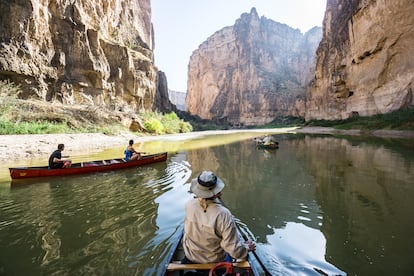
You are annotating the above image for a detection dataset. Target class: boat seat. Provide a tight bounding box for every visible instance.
[166,260,251,271]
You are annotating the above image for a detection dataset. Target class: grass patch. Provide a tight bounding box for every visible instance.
[0,119,71,134]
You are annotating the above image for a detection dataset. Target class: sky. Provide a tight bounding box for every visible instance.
[151,0,327,92]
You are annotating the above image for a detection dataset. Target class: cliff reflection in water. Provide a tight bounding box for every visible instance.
[301,136,414,276]
[185,134,414,275]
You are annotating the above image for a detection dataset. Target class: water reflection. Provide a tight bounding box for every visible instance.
[0,157,191,275]
[1,133,413,275]
[183,134,414,275]
[300,136,414,276]
[267,222,344,275]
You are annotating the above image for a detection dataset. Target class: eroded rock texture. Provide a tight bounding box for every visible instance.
[0,0,158,112]
[186,8,321,126]
[306,0,414,120]
[154,71,176,112]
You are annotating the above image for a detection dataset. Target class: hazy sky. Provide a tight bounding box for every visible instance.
[151,0,327,92]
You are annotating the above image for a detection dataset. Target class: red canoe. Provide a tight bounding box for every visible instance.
[9,152,167,180]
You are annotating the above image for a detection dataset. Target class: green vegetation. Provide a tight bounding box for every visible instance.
[140,111,192,134]
[0,80,193,135]
[0,120,72,135]
[305,107,414,130]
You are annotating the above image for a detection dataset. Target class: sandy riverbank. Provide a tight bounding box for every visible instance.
[0,128,293,163]
[0,132,134,163]
[1,127,413,163]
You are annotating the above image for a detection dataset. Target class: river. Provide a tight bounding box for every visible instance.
[0,131,413,275]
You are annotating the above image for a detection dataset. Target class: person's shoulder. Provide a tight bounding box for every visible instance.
[215,205,234,223]
[216,203,232,215]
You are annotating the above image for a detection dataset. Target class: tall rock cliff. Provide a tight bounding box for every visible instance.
[168,89,186,111]
[154,71,176,112]
[186,8,321,126]
[0,0,160,112]
[306,0,414,120]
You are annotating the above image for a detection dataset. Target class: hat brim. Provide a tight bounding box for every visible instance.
[190,177,225,198]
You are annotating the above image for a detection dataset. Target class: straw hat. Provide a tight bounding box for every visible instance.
[190,171,225,198]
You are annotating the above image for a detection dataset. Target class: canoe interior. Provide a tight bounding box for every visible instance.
[10,158,127,170]
[163,229,260,275]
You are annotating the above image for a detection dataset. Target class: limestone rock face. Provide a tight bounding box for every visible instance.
[0,0,157,111]
[186,8,321,126]
[154,71,176,112]
[168,89,186,111]
[306,0,414,120]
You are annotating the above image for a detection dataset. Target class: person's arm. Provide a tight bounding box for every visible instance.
[217,210,251,260]
[53,156,70,163]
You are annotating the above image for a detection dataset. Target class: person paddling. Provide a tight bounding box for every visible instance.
[124,139,141,161]
[182,171,256,264]
[48,144,71,169]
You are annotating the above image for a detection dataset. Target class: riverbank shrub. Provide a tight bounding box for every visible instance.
[140,111,193,134]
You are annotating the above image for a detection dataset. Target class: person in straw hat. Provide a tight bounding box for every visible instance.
[182,171,256,264]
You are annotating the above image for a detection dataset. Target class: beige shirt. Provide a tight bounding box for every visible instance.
[182,198,248,263]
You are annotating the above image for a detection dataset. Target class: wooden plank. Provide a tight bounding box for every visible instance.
[167,261,250,271]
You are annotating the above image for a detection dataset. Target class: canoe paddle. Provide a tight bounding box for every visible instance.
[218,197,272,276]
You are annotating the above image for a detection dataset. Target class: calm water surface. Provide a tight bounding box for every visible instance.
[0,132,413,275]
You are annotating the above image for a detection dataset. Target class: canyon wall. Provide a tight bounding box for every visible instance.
[306,0,414,120]
[154,71,176,112]
[168,89,186,111]
[186,8,321,126]
[0,0,161,112]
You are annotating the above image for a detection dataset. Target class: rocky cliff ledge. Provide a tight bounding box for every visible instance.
[186,8,321,126]
[306,0,414,120]
[0,0,159,112]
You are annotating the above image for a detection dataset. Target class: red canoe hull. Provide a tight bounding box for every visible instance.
[9,152,167,180]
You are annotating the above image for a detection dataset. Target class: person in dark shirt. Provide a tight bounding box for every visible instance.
[48,144,71,169]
